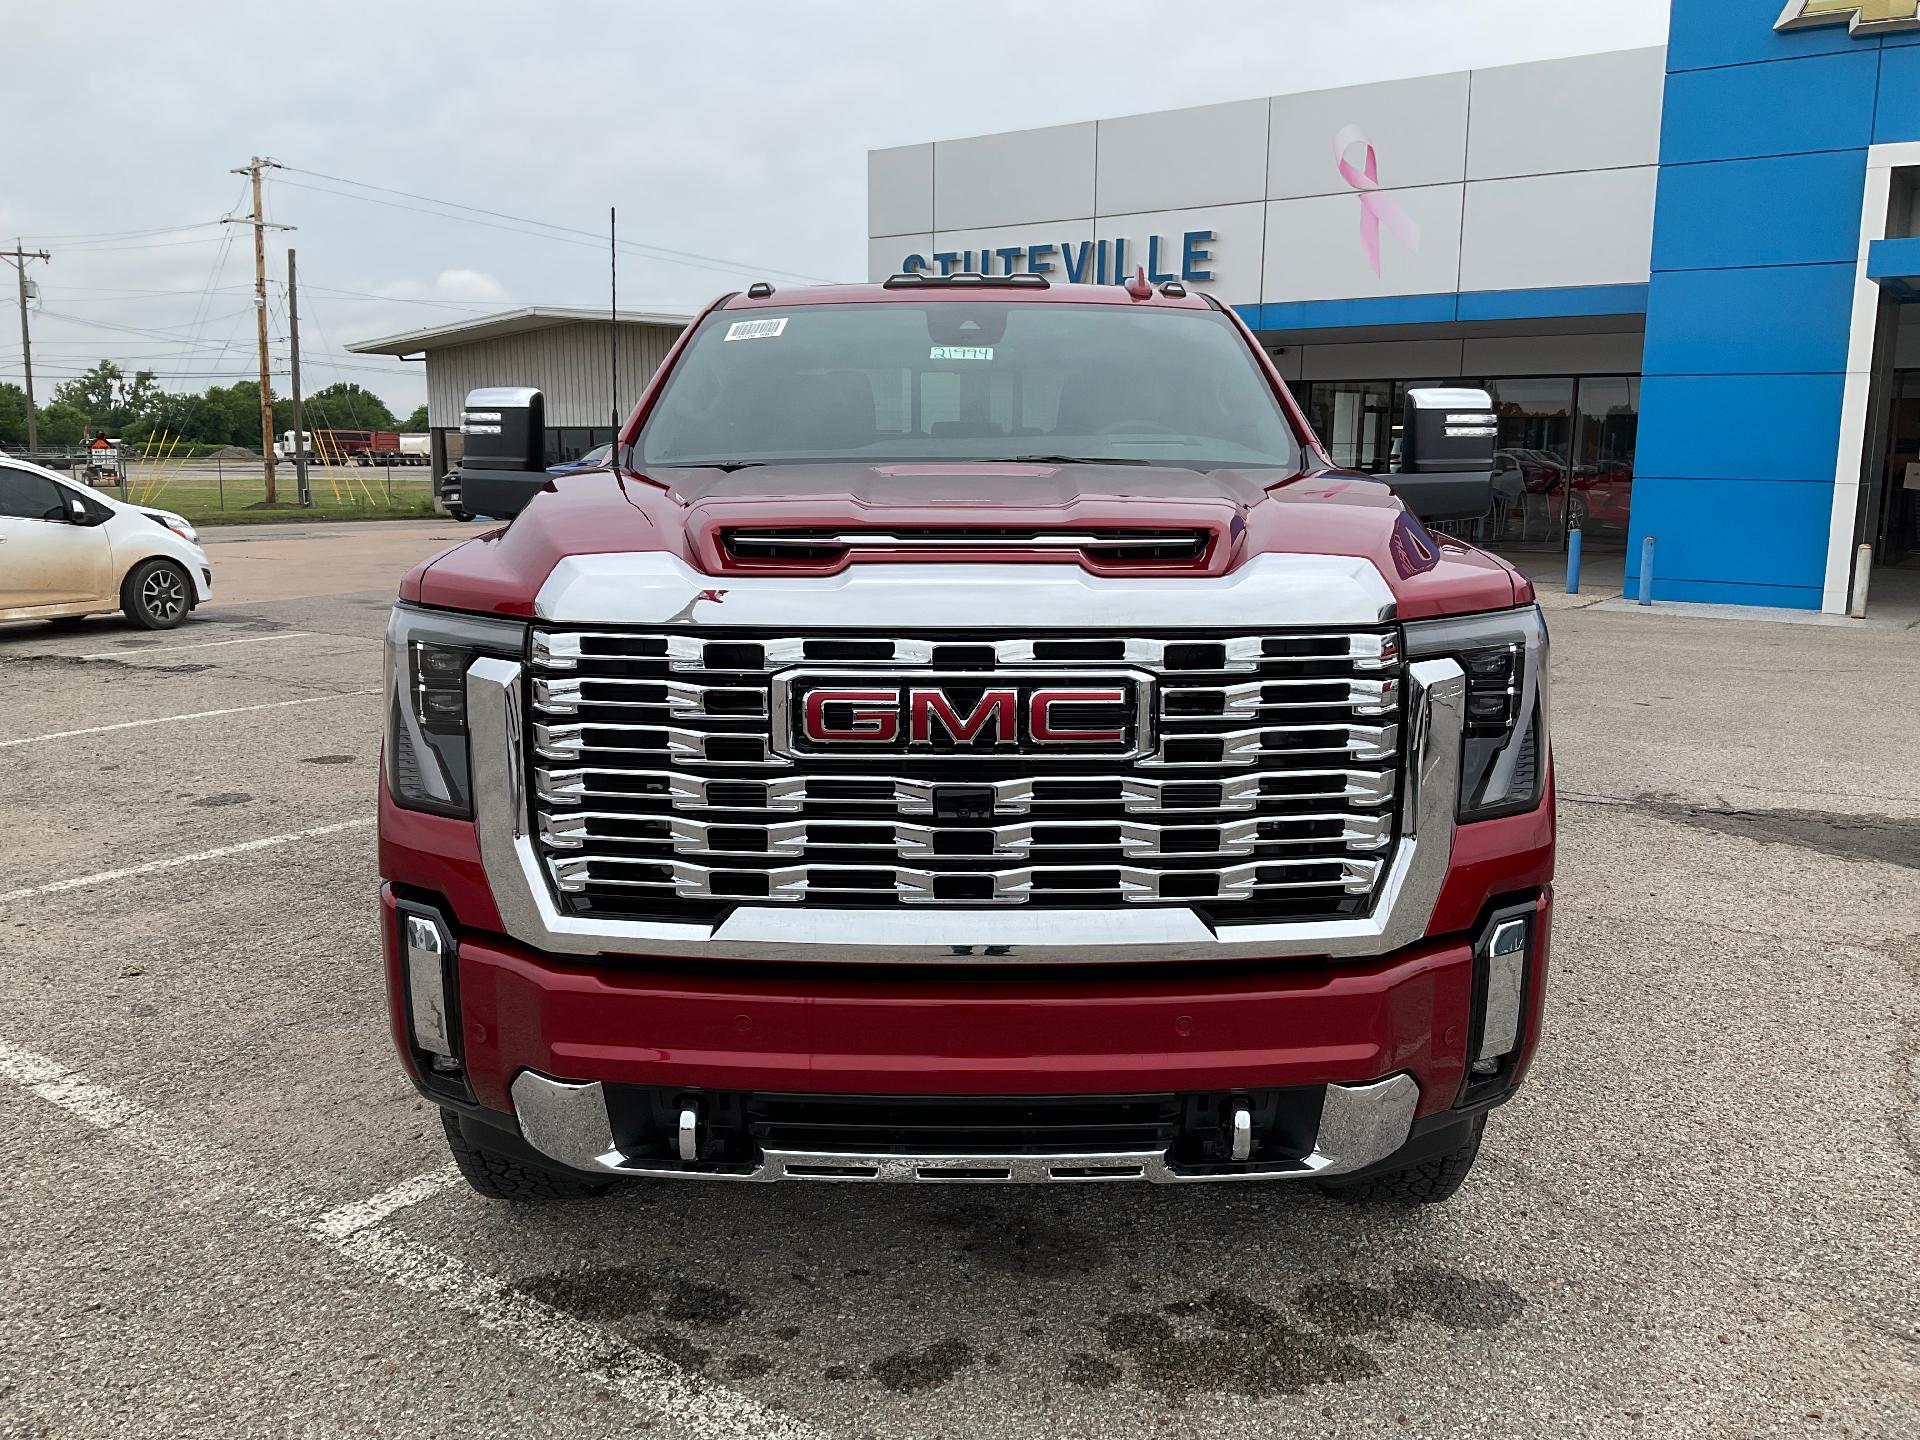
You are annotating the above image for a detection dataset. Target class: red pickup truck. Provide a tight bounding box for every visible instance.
[381,274,1552,1206]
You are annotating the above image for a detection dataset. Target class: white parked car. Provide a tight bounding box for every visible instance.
[0,455,212,630]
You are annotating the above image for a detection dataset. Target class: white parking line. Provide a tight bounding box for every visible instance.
[0,689,379,748]
[312,1167,461,1240]
[0,1038,819,1440]
[0,817,375,903]
[76,632,316,660]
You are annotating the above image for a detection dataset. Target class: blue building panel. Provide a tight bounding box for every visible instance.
[1636,373,1847,482]
[1454,285,1650,321]
[1659,48,1879,164]
[1666,0,1889,72]
[1872,43,1920,142]
[1650,150,1869,271]
[1626,475,1836,606]
[1640,264,1858,375]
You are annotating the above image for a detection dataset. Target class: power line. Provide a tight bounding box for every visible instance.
[22,220,225,245]
[273,165,841,285]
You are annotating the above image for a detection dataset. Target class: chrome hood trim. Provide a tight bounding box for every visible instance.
[464,655,1464,965]
[533,551,1398,629]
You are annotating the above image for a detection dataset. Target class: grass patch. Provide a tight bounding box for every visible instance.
[102,463,441,526]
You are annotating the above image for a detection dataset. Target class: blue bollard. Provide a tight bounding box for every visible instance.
[1565,526,1583,595]
[1638,535,1655,606]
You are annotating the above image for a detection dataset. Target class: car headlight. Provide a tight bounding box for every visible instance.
[144,510,198,544]
[385,604,527,818]
[1403,604,1549,821]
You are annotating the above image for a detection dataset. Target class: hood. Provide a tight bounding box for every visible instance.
[404,461,1526,621]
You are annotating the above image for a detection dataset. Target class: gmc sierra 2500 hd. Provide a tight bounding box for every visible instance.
[381,271,1552,1206]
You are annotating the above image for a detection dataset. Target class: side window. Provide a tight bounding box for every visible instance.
[0,467,69,522]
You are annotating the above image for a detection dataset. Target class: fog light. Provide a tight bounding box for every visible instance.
[404,912,455,1060]
[1477,917,1529,1064]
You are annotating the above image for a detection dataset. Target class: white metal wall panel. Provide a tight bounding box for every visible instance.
[1096,99,1269,215]
[1091,202,1265,296]
[869,144,934,237]
[1458,168,1658,293]
[870,234,930,282]
[425,322,682,429]
[1266,72,1471,201]
[1466,48,1666,182]
[1262,186,1465,303]
[932,122,1096,230]
[928,221,1098,276]
[1462,330,1646,376]
[1298,338,1468,381]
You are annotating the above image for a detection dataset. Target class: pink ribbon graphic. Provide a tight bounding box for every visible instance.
[1335,124,1420,277]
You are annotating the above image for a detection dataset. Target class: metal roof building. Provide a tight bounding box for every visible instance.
[348,306,692,471]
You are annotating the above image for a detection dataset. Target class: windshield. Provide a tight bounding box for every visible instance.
[639,301,1302,472]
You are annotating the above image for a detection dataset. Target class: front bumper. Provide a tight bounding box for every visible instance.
[382,886,1551,1183]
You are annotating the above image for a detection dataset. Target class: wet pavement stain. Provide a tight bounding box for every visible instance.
[191,792,253,808]
[871,1338,974,1393]
[723,1354,774,1379]
[933,1201,1113,1277]
[301,754,356,766]
[1103,1289,1380,1400]
[1063,1352,1122,1388]
[1292,1264,1527,1338]
[512,1268,748,1332]
[1621,796,1920,870]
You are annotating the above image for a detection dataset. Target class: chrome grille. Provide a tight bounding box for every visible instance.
[527,627,1402,921]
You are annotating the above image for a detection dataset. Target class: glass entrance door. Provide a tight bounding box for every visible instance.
[1875,369,1920,565]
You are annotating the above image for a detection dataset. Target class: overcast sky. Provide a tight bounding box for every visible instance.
[2,0,1670,416]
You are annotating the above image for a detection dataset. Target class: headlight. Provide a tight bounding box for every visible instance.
[385,604,527,817]
[145,510,198,544]
[1403,604,1549,821]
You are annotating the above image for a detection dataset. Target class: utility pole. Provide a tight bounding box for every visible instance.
[226,157,291,501]
[4,240,51,450]
[287,248,310,508]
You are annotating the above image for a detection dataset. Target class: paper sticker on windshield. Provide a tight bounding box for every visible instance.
[725,317,788,341]
[930,345,993,361]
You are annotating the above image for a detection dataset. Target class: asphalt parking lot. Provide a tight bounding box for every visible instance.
[2,519,1916,1439]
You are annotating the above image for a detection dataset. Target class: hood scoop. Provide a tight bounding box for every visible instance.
[720,525,1214,570]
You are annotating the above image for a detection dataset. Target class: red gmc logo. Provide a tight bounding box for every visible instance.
[774,672,1152,759]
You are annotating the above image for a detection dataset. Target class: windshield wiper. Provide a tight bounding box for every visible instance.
[660,460,767,472]
[1001,454,1155,466]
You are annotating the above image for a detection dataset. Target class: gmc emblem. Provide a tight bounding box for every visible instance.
[771,670,1154,760]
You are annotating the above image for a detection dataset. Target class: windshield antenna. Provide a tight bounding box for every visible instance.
[609,206,620,448]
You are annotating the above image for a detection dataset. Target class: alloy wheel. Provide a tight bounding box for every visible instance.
[142,567,187,624]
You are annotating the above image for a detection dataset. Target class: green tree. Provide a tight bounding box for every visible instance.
[36,402,90,446]
[402,404,429,432]
[303,381,397,431]
[48,360,161,434]
[0,383,29,447]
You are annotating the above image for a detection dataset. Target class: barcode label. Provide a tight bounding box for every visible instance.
[724,317,788,342]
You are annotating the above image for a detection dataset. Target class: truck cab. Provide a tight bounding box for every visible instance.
[380,274,1552,1204]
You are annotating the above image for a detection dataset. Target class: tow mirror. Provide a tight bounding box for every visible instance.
[455,386,550,519]
[1385,387,1497,523]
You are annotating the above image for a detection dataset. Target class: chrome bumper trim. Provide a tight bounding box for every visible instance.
[464,656,1464,964]
[509,1071,1420,1184]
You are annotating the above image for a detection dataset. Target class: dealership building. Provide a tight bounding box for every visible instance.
[867,0,1920,612]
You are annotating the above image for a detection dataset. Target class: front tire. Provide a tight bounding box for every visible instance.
[1317,1116,1485,1206]
[121,559,193,630]
[440,1110,608,1203]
